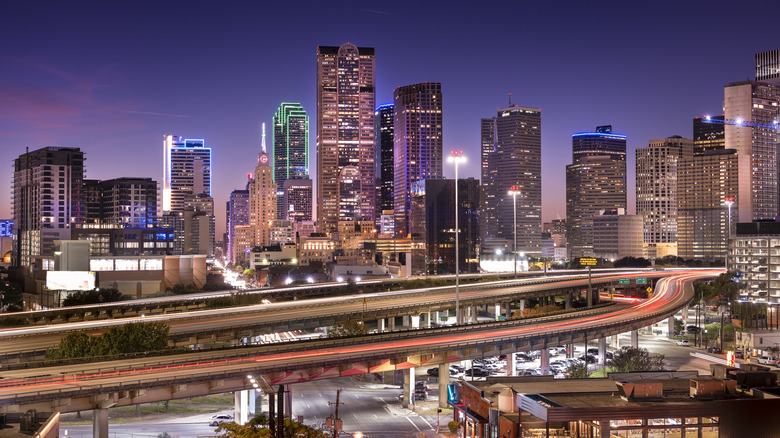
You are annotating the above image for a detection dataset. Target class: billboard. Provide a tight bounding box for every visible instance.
[46,271,96,291]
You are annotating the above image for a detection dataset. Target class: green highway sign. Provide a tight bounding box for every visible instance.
[619,278,630,285]
[636,277,647,285]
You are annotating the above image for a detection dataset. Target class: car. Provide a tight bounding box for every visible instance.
[209,414,234,426]
[735,350,745,359]
[449,364,465,373]
[676,339,690,347]
[520,369,540,376]
[426,367,440,377]
[465,368,491,377]
[758,355,773,365]
[515,353,532,362]
[579,354,597,364]
[686,325,701,334]
[414,389,428,401]
[707,346,722,354]
[415,380,429,391]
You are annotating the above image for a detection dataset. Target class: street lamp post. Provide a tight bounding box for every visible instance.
[508,186,520,278]
[725,197,734,271]
[448,150,466,324]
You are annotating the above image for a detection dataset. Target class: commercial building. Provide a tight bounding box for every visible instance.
[273,103,309,219]
[316,43,376,234]
[162,135,211,213]
[375,103,394,219]
[248,132,277,249]
[299,234,335,266]
[249,243,297,269]
[756,48,780,84]
[481,102,542,257]
[677,119,738,262]
[449,374,780,438]
[282,178,313,223]
[227,182,250,264]
[393,83,443,235]
[723,80,780,223]
[72,227,175,256]
[269,219,295,245]
[592,209,643,260]
[566,126,627,258]
[636,136,694,256]
[409,178,480,275]
[13,147,86,267]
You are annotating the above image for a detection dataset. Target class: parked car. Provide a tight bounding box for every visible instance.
[449,364,465,373]
[515,353,532,362]
[209,414,234,426]
[426,367,439,377]
[579,354,597,364]
[758,355,773,365]
[707,346,722,354]
[676,339,690,347]
[415,380,429,391]
[734,350,745,359]
[466,368,491,377]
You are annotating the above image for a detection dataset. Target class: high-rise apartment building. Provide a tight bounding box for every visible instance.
[316,43,376,234]
[273,103,309,219]
[393,83,443,235]
[162,135,211,213]
[565,126,626,259]
[693,115,725,153]
[82,178,158,228]
[636,136,693,254]
[375,103,394,219]
[723,81,780,222]
[248,138,277,249]
[481,103,542,256]
[13,147,85,266]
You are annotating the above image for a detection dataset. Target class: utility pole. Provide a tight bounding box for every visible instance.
[328,389,343,438]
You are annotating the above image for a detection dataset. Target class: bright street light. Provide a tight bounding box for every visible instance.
[447,149,466,324]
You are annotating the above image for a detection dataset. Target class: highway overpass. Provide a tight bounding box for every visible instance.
[0,270,716,431]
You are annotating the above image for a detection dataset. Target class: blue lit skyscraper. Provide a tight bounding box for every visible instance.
[394,83,443,235]
[273,102,309,219]
[565,125,627,258]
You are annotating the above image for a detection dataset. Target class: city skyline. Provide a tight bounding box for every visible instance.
[2,1,779,236]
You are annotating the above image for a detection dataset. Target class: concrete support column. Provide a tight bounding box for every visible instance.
[667,317,675,339]
[438,364,450,409]
[519,299,525,313]
[249,389,256,415]
[494,303,501,320]
[411,315,420,329]
[93,408,109,438]
[507,352,517,376]
[598,337,607,366]
[612,334,619,350]
[378,318,386,332]
[402,315,410,327]
[504,302,512,319]
[427,311,433,327]
[235,390,250,425]
[284,385,292,421]
[540,348,550,375]
[631,330,639,348]
[567,343,574,358]
[403,367,415,408]
[565,293,572,309]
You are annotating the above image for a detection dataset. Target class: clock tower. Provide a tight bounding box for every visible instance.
[249,123,277,248]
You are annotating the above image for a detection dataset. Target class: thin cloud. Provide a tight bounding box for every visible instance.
[122,110,190,118]
[359,8,395,15]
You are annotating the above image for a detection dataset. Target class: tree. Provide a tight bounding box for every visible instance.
[62,288,130,306]
[45,321,170,361]
[448,421,461,434]
[607,346,665,372]
[0,280,24,312]
[243,269,256,281]
[217,413,329,438]
[564,362,589,378]
[613,257,651,268]
[328,320,368,338]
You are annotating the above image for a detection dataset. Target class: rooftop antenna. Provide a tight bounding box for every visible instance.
[508,93,512,106]
[261,122,267,154]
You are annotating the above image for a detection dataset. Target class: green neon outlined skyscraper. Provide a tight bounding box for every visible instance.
[272,102,309,219]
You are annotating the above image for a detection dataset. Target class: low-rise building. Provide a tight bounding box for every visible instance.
[299,234,334,266]
[732,221,780,303]
[249,243,297,268]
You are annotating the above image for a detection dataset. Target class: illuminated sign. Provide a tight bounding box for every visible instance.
[579,257,597,266]
[46,271,96,291]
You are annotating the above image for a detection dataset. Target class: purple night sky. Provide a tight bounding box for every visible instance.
[1,1,776,236]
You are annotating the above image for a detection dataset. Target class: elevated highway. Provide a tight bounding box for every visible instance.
[0,270,667,359]
[0,270,717,417]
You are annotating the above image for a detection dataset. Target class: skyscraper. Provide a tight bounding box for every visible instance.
[273,103,309,219]
[283,178,313,223]
[723,80,780,222]
[227,178,251,264]
[375,103,394,219]
[565,126,626,259]
[756,49,780,84]
[162,135,211,213]
[82,178,158,228]
[248,127,277,249]
[393,83,443,235]
[636,136,693,255]
[693,115,725,153]
[482,103,542,256]
[13,147,85,266]
[316,43,376,234]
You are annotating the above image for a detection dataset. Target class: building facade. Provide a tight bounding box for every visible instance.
[249,147,277,249]
[82,177,158,228]
[273,103,309,219]
[162,135,211,213]
[636,136,693,255]
[393,83,443,235]
[316,43,376,234]
[375,103,394,219]
[227,182,250,264]
[565,126,627,258]
[592,209,643,260]
[481,103,542,257]
[409,178,480,275]
[282,178,313,223]
[732,221,780,303]
[723,81,780,222]
[13,147,86,267]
